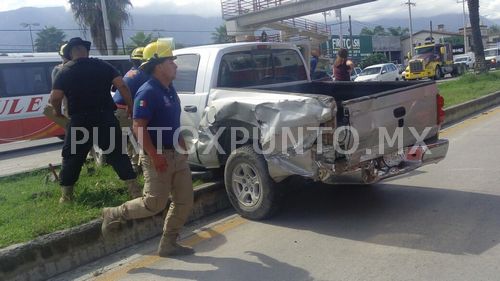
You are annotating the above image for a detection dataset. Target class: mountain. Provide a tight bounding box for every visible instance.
[1,7,499,53]
[0,7,223,53]
[344,13,499,35]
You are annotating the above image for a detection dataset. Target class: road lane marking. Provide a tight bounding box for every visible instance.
[94,216,247,281]
[440,106,500,138]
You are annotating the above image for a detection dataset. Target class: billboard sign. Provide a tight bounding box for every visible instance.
[325,35,373,61]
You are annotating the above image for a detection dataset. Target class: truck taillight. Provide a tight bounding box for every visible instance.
[437,94,445,125]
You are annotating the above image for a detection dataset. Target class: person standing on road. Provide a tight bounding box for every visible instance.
[101,39,195,257]
[113,47,150,173]
[49,37,142,203]
[333,48,354,81]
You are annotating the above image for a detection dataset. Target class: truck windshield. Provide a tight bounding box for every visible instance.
[415,46,434,55]
[360,67,381,75]
[484,49,498,57]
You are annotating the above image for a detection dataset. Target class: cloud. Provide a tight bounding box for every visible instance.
[1,0,499,20]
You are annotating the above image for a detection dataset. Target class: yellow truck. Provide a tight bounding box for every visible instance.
[404,41,466,80]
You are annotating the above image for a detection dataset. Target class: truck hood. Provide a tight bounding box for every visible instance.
[410,53,437,64]
[196,88,336,181]
[355,74,379,82]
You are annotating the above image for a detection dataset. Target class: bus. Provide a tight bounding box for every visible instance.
[0,53,131,144]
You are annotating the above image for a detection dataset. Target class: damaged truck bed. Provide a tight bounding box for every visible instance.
[174,42,449,220]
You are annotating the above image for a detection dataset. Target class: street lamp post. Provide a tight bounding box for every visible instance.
[457,0,468,53]
[20,22,39,53]
[404,1,416,57]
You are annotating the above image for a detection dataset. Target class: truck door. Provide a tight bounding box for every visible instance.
[175,54,207,164]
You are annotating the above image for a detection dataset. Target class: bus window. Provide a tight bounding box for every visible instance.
[0,64,51,97]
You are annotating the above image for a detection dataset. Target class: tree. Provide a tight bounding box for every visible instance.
[468,0,487,73]
[211,25,234,44]
[359,53,388,68]
[359,25,389,36]
[126,31,156,53]
[488,24,500,35]
[387,26,409,37]
[35,26,66,52]
[68,0,132,55]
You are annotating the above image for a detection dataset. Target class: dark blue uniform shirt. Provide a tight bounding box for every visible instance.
[113,66,150,105]
[133,78,181,148]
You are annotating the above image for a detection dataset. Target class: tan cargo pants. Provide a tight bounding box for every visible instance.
[115,108,139,168]
[120,150,194,236]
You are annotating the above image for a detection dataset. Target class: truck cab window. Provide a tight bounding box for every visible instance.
[174,54,200,93]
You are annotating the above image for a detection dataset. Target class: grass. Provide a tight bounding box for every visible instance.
[0,163,203,249]
[438,71,500,108]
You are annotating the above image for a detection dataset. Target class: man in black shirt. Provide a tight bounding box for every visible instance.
[49,37,142,203]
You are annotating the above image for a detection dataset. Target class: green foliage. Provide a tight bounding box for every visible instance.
[488,24,500,35]
[438,71,500,107]
[387,26,409,37]
[0,162,204,248]
[211,25,235,44]
[68,0,132,55]
[360,25,408,37]
[35,26,66,52]
[126,31,156,54]
[359,53,388,68]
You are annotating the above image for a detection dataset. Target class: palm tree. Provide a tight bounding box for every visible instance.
[211,25,234,44]
[467,0,487,73]
[126,31,156,53]
[68,0,132,55]
[35,26,66,52]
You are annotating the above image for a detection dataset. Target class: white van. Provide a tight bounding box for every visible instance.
[484,47,500,68]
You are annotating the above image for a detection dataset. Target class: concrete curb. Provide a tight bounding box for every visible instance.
[443,91,500,126]
[1,90,500,281]
[0,181,230,281]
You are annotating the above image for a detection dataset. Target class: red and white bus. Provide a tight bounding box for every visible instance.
[0,53,131,144]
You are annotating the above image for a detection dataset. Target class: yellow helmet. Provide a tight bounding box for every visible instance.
[131,47,144,60]
[140,38,176,71]
[59,43,67,57]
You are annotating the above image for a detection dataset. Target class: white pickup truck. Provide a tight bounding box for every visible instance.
[172,42,449,220]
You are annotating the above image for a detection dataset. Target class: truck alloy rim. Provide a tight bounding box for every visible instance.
[231,163,261,207]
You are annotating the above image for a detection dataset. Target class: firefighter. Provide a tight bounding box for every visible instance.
[113,47,150,174]
[49,37,142,203]
[101,39,194,257]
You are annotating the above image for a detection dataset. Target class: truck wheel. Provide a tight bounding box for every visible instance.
[434,66,442,80]
[224,145,280,220]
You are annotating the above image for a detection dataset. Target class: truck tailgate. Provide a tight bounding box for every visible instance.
[341,82,441,165]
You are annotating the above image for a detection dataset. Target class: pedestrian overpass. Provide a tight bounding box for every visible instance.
[221,0,376,41]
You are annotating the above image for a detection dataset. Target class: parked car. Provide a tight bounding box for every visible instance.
[355,63,400,82]
[350,66,362,81]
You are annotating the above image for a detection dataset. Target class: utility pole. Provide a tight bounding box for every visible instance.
[430,20,433,41]
[404,0,416,56]
[338,9,343,48]
[322,11,331,57]
[100,0,113,55]
[20,22,39,53]
[349,15,353,56]
[457,0,468,53]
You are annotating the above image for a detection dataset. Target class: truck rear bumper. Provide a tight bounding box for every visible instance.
[369,138,449,183]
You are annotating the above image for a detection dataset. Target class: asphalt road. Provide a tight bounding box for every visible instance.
[53,106,500,281]
[0,137,63,177]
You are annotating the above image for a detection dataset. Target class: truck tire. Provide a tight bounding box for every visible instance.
[224,145,280,220]
[434,66,442,80]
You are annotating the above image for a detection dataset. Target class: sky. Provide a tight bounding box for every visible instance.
[0,0,499,22]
